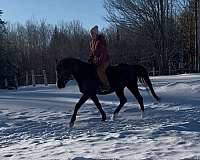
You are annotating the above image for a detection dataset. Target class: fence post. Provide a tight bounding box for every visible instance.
[31,70,36,87]
[4,78,8,88]
[43,70,48,86]
[26,71,29,86]
[152,67,155,76]
[169,65,171,75]
[55,71,58,83]
[15,76,18,88]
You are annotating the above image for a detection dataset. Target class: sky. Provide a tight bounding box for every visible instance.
[0,0,109,30]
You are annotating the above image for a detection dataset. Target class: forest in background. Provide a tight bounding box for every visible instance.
[0,0,199,87]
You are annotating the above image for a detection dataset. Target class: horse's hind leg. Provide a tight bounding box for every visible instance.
[113,89,127,118]
[70,94,89,127]
[127,85,144,112]
[90,95,106,121]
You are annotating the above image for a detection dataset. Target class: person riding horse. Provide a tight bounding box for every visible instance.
[89,25,110,91]
[56,58,160,127]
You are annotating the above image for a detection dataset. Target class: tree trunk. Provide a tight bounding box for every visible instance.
[197,0,200,71]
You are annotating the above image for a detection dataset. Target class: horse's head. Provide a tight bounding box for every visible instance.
[56,60,72,89]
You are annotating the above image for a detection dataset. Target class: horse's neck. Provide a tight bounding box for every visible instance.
[70,62,95,84]
[69,61,85,83]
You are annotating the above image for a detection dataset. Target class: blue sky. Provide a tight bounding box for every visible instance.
[1,0,109,29]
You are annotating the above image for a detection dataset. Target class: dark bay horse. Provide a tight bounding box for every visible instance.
[56,58,160,127]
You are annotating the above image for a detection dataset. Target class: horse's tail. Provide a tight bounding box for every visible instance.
[136,65,160,101]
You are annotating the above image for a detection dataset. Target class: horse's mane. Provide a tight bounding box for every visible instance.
[61,57,89,65]
[57,58,91,71]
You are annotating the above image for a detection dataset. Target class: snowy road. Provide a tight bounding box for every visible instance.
[0,74,200,160]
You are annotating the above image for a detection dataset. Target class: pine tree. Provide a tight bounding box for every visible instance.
[0,10,17,89]
[0,10,6,88]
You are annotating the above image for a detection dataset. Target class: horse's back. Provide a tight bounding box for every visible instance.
[107,63,148,82]
[107,63,135,82]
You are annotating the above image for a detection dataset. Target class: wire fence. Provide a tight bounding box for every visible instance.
[1,67,197,90]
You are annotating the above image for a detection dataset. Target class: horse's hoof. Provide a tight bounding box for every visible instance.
[141,111,144,119]
[113,113,118,120]
[156,96,161,102]
[101,114,106,121]
[69,122,74,128]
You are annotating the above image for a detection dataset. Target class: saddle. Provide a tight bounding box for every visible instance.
[95,66,115,94]
[89,61,115,94]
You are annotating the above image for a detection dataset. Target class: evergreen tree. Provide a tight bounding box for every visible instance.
[0,10,17,89]
[0,10,6,82]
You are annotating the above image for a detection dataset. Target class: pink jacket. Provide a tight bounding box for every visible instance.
[89,34,109,65]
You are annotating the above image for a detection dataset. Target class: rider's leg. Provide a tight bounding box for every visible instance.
[97,61,110,89]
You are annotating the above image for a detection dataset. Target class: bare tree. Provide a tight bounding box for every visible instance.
[104,0,182,73]
[195,0,200,71]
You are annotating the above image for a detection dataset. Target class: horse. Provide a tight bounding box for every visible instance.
[56,58,160,127]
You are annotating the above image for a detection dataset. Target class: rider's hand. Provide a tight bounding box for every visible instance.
[88,56,94,64]
[94,57,100,65]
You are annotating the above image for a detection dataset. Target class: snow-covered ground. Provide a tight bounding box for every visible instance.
[0,74,200,160]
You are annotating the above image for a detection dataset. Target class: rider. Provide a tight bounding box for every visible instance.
[89,25,110,91]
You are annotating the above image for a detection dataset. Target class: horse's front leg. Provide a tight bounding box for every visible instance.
[70,94,89,127]
[90,95,106,121]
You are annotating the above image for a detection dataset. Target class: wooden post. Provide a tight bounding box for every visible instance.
[4,78,8,88]
[169,65,171,75]
[55,70,58,83]
[43,70,48,86]
[168,60,171,75]
[31,70,36,87]
[15,76,18,88]
[26,71,29,86]
[152,67,155,76]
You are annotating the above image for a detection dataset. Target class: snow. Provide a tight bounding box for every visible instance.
[0,74,200,160]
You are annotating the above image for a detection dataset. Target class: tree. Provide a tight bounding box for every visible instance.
[0,10,17,89]
[0,10,6,57]
[196,0,200,71]
[0,10,7,86]
[178,0,198,72]
[104,0,183,74]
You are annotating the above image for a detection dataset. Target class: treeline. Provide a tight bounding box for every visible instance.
[104,0,199,74]
[7,20,90,84]
[1,19,90,85]
[0,0,199,86]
